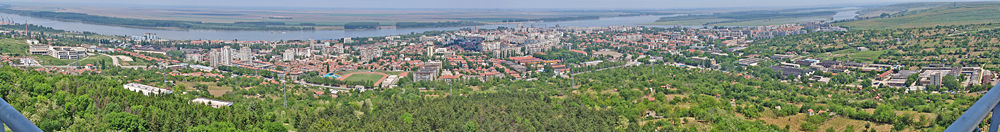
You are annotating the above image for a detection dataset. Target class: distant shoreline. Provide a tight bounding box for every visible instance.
[0,7,661,31]
[0,9,672,40]
[0,8,503,31]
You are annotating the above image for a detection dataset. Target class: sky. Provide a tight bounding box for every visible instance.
[7,0,990,9]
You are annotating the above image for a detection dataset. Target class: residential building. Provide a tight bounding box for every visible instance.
[282,49,296,61]
[358,47,383,62]
[343,37,353,43]
[185,54,203,62]
[237,46,252,60]
[208,47,234,67]
[414,61,442,82]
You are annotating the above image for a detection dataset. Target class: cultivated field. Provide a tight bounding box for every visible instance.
[650,7,849,26]
[836,2,1000,30]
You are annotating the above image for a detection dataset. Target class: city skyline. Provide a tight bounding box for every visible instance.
[2,0,1000,131]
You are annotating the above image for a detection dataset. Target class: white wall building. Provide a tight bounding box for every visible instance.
[209,46,235,66]
[123,83,172,96]
[49,46,89,59]
[237,46,252,60]
[190,98,233,108]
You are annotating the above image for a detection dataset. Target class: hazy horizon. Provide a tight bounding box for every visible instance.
[6,0,995,9]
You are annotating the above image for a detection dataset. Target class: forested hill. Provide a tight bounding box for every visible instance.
[2,57,979,131]
[836,2,1000,30]
[293,92,619,131]
[0,65,620,131]
[0,66,285,131]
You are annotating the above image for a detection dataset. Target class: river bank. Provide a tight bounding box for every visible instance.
[0,12,679,40]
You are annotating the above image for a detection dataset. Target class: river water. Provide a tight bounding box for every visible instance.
[0,12,679,41]
[831,9,860,21]
[0,8,858,41]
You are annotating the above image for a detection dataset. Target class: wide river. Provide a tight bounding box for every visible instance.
[0,12,681,41]
[0,8,858,41]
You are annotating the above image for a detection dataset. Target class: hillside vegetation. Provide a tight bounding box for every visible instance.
[651,8,840,26]
[837,2,1000,30]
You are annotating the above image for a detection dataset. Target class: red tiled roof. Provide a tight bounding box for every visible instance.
[440,74,461,79]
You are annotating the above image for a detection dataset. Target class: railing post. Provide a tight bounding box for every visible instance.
[993,104,1000,132]
[0,97,41,132]
[948,83,1000,132]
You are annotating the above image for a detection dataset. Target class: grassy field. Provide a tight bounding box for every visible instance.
[647,18,733,26]
[32,54,112,66]
[755,111,906,132]
[75,55,113,66]
[176,81,232,97]
[32,55,71,65]
[713,16,829,26]
[649,8,842,26]
[854,2,951,18]
[0,38,28,56]
[845,50,886,63]
[818,117,893,132]
[836,2,1000,30]
[343,73,385,82]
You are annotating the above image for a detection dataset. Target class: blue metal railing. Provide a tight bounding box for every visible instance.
[0,97,41,132]
[947,83,1000,132]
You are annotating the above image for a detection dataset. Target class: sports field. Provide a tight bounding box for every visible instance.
[338,72,389,85]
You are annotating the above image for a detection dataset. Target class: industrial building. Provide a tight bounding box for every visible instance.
[123,83,172,96]
[190,98,233,108]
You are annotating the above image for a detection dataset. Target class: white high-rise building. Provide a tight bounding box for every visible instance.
[359,47,383,62]
[221,46,233,64]
[209,46,234,66]
[309,40,327,50]
[185,54,203,62]
[343,37,353,43]
[238,46,252,60]
[282,49,296,62]
[208,49,224,66]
